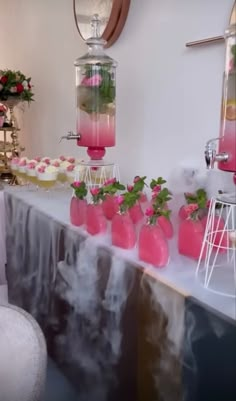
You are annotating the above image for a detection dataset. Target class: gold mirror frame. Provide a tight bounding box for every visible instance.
[73,0,131,48]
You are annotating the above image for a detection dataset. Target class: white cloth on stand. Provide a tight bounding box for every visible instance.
[0,189,6,284]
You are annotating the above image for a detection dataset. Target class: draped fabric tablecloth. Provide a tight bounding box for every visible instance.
[0,190,6,284]
[4,188,236,401]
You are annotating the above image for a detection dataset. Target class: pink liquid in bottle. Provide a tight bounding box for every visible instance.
[178,219,206,260]
[139,224,169,267]
[86,204,107,235]
[129,203,144,224]
[70,198,87,226]
[102,195,118,220]
[111,213,136,249]
[157,216,174,239]
[201,215,227,254]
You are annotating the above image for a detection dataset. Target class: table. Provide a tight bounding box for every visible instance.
[4,188,236,401]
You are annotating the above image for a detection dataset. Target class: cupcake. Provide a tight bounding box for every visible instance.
[58,160,72,183]
[50,158,61,167]
[36,165,58,188]
[41,157,51,165]
[26,161,38,184]
[66,164,76,184]
[67,157,76,164]
[18,157,29,174]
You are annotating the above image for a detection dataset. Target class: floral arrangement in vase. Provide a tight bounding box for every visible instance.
[128,176,147,223]
[139,178,172,267]
[86,186,107,235]
[0,69,34,103]
[102,178,125,220]
[70,181,88,227]
[111,186,141,249]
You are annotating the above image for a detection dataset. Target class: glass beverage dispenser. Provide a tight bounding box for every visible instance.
[218,23,236,172]
[205,13,236,179]
[75,14,117,161]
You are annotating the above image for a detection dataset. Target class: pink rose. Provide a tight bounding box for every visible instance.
[73,181,81,188]
[153,185,161,193]
[184,203,199,217]
[19,160,27,166]
[35,157,41,162]
[133,176,141,183]
[145,207,154,217]
[81,74,102,87]
[11,157,19,165]
[38,166,45,173]
[115,195,124,205]
[104,178,116,186]
[43,158,50,165]
[52,161,60,167]
[127,185,134,192]
[27,162,36,169]
[67,164,75,172]
[90,187,100,196]
[67,157,75,163]
[59,155,66,161]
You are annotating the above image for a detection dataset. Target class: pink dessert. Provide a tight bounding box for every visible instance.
[70,198,87,226]
[178,219,206,260]
[139,224,169,267]
[86,204,107,235]
[102,195,119,220]
[157,216,174,239]
[111,213,136,249]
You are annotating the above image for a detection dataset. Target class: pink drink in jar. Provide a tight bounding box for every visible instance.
[70,198,87,226]
[139,224,169,267]
[102,195,118,220]
[86,204,107,235]
[111,213,136,249]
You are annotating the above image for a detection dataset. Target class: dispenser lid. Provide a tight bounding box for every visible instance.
[75,14,117,67]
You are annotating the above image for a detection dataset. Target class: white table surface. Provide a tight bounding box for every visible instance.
[4,186,236,322]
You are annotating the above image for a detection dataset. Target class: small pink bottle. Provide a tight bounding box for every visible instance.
[102,195,119,220]
[70,197,87,226]
[86,204,107,235]
[139,224,169,267]
[111,213,136,249]
[129,203,144,224]
[157,216,174,239]
[178,219,206,260]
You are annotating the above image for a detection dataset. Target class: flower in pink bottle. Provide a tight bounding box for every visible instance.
[102,179,125,220]
[86,187,107,235]
[111,191,139,249]
[70,181,87,226]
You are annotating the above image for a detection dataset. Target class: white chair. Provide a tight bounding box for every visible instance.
[0,304,47,401]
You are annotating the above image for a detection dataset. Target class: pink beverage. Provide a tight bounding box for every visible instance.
[77,110,115,148]
[157,216,174,239]
[111,213,136,249]
[178,219,206,260]
[86,204,107,235]
[70,198,87,226]
[129,203,144,224]
[218,72,236,172]
[139,192,148,203]
[201,215,227,254]
[102,195,118,220]
[139,224,169,267]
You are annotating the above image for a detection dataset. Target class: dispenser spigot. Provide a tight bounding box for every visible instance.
[205,138,229,169]
[59,131,81,143]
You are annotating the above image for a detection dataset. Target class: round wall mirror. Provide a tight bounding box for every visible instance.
[73,0,131,48]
